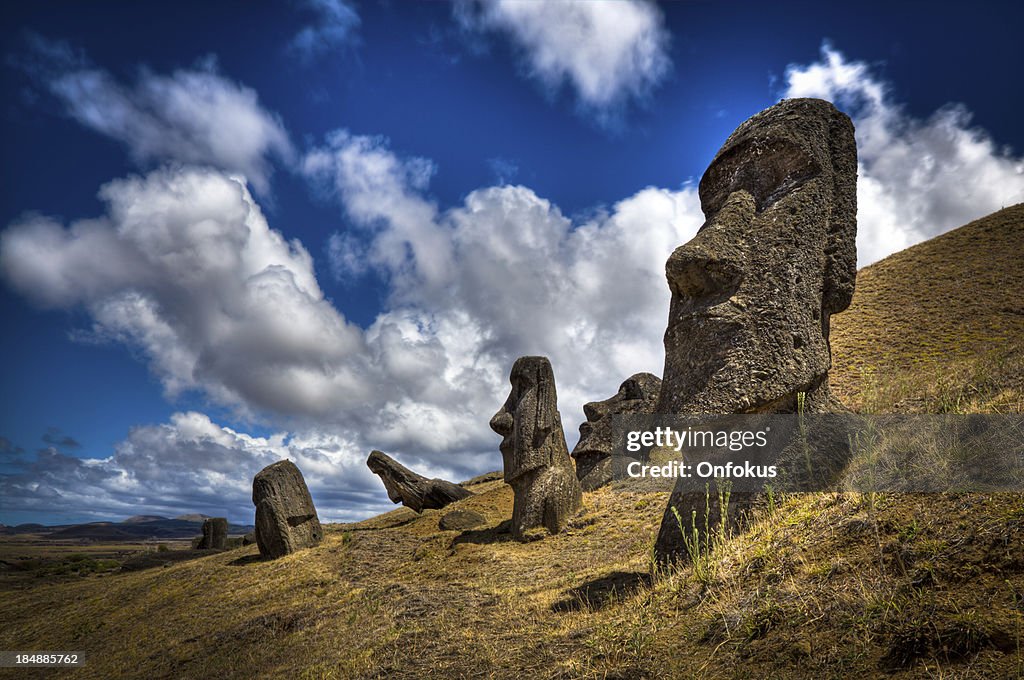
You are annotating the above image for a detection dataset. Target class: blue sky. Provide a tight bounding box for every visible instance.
[1,0,1022,525]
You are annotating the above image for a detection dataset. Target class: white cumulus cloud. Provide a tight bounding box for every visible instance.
[305,131,702,448]
[783,43,1024,266]
[0,412,401,524]
[455,0,671,117]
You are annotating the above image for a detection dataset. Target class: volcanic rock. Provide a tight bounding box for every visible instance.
[252,460,323,559]
[571,372,661,491]
[654,98,858,563]
[366,450,473,513]
[438,509,488,531]
[490,356,582,539]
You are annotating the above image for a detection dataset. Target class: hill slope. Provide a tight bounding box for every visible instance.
[831,203,1024,413]
[2,206,1023,679]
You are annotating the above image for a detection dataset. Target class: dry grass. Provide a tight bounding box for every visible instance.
[831,204,1024,414]
[3,205,1024,678]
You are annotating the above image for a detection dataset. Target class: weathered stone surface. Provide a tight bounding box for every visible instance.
[252,460,323,559]
[366,450,473,513]
[198,517,228,549]
[242,531,256,546]
[655,98,857,563]
[438,509,488,531]
[490,356,582,539]
[571,372,662,491]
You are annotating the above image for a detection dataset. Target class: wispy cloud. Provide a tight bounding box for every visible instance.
[289,0,361,62]
[487,156,518,185]
[41,427,81,450]
[21,36,293,192]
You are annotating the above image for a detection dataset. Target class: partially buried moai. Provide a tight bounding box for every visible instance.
[252,460,323,559]
[490,356,582,539]
[571,372,661,491]
[654,98,858,563]
[198,517,228,549]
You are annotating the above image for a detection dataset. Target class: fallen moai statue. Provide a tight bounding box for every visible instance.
[366,449,473,513]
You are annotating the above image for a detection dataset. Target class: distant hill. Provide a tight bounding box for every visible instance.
[174,513,212,522]
[2,523,49,535]
[123,515,170,524]
[5,517,254,540]
[47,523,139,541]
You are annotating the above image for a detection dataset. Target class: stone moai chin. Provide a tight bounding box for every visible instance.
[657,97,857,416]
[654,98,857,564]
[489,356,582,539]
[252,460,323,559]
[199,517,228,550]
[571,372,662,491]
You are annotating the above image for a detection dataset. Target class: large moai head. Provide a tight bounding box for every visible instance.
[572,372,661,490]
[490,356,566,483]
[657,98,857,415]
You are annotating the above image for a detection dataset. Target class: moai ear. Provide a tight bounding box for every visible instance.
[823,106,858,316]
[533,358,557,449]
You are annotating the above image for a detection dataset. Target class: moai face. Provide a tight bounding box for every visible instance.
[574,372,661,461]
[490,356,561,483]
[657,98,857,415]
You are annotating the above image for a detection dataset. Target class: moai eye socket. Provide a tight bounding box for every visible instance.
[699,138,821,215]
[620,378,644,401]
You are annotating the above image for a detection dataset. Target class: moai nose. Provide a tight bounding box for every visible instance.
[666,190,752,299]
[583,400,607,422]
[666,241,742,299]
[490,410,513,436]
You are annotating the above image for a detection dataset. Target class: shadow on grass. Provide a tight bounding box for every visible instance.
[551,570,652,612]
[228,553,267,566]
[450,519,514,546]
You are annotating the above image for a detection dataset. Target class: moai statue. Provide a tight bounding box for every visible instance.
[366,450,473,513]
[490,356,583,539]
[198,517,228,549]
[252,460,323,559]
[655,98,858,563]
[571,372,662,491]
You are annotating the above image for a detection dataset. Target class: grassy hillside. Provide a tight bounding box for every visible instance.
[831,203,1024,414]
[2,205,1023,679]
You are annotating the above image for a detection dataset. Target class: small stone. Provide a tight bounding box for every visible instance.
[438,509,487,531]
[790,640,812,658]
